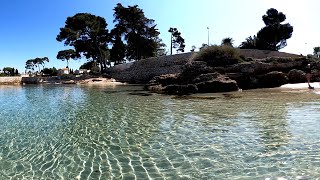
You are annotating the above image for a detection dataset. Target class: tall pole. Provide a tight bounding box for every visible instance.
[305,42,307,56]
[207,27,209,46]
[170,33,173,55]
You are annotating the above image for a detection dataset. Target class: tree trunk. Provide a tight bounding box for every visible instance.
[103,60,107,73]
[99,60,103,73]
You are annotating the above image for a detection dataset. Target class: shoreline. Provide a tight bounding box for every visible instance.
[279,82,320,89]
[1,76,317,92]
[0,76,127,86]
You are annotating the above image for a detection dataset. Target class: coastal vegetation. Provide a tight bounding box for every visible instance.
[192,45,240,67]
[0,67,19,76]
[41,67,58,76]
[239,8,293,51]
[56,49,80,69]
[55,3,165,73]
[314,47,320,58]
[168,27,185,54]
[56,13,109,73]
[221,37,234,47]
[25,57,49,73]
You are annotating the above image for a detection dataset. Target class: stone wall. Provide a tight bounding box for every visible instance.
[0,77,22,84]
[109,52,195,83]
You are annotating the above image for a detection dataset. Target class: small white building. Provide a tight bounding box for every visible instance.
[79,69,90,74]
[58,68,69,75]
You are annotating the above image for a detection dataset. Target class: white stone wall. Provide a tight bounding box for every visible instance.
[0,77,22,84]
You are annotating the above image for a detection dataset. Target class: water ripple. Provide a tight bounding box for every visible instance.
[1,86,320,179]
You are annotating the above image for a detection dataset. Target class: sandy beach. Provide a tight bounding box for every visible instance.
[280,82,320,89]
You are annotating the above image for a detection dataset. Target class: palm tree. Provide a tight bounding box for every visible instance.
[221,37,234,47]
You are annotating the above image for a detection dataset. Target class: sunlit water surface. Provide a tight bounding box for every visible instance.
[0,85,320,179]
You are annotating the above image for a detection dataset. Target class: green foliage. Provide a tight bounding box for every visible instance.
[156,39,167,57]
[192,45,240,67]
[109,32,126,65]
[80,61,93,70]
[25,57,49,72]
[221,37,234,47]
[199,43,209,51]
[113,3,164,60]
[90,66,101,75]
[56,13,109,72]
[2,67,16,76]
[25,59,35,71]
[168,27,185,54]
[190,45,196,52]
[313,47,320,58]
[42,67,58,76]
[239,36,257,49]
[57,49,80,68]
[240,8,293,51]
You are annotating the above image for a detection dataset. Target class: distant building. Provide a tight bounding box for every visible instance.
[79,69,90,74]
[58,68,69,75]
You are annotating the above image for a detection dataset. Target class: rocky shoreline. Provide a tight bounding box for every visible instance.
[0,76,125,86]
[146,56,318,95]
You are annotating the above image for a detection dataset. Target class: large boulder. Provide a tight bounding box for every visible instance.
[193,73,239,93]
[179,61,214,83]
[228,61,271,74]
[287,69,305,83]
[226,57,306,75]
[148,73,180,86]
[226,73,259,90]
[258,71,288,88]
[147,72,239,95]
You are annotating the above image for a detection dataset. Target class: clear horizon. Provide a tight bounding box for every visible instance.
[1,0,319,73]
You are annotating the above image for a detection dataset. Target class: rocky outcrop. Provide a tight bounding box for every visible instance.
[108,50,301,84]
[287,69,305,83]
[257,71,288,88]
[146,56,318,94]
[21,77,40,84]
[192,73,238,93]
[147,72,238,95]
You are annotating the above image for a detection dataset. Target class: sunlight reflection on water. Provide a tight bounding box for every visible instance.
[0,85,320,179]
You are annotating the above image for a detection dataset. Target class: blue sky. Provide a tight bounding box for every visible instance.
[1,0,320,72]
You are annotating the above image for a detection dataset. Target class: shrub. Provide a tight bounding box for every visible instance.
[191,45,240,67]
[42,67,58,76]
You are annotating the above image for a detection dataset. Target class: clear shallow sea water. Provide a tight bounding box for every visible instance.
[0,85,320,179]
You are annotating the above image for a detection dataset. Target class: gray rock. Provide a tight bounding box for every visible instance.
[287,69,305,83]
